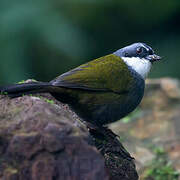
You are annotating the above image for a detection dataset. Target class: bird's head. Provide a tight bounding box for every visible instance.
[113,43,161,79]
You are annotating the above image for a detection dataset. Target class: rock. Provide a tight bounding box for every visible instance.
[0,91,138,180]
[0,95,109,180]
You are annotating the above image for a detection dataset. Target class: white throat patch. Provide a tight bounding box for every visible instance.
[122,57,152,79]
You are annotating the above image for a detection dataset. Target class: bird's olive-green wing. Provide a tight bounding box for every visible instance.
[51,54,133,93]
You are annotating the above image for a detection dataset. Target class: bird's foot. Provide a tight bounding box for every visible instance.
[85,122,134,160]
[85,123,118,139]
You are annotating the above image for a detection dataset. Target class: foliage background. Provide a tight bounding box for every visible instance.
[0,0,180,84]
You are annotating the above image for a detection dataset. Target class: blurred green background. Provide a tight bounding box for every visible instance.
[0,0,180,84]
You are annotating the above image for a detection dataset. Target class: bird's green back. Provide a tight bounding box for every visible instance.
[51,54,133,94]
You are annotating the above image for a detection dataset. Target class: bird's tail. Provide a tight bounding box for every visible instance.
[0,82,51,98]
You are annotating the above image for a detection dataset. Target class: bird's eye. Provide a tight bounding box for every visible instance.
[136,47,143,54]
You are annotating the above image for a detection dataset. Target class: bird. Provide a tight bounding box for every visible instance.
[0,43,161,127]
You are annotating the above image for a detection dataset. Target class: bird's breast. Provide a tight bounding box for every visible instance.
[93,71,145,125]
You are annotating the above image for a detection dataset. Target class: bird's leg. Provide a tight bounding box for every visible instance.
[86,122,134,160]
[99,125,119,139]
[85,122,118,139]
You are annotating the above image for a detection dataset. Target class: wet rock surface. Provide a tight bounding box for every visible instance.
[0,95,109,180]
[0,91,138,180]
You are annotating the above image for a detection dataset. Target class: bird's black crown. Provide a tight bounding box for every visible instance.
[114,42,161,62]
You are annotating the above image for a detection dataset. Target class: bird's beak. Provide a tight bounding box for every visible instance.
[146,54,161,62]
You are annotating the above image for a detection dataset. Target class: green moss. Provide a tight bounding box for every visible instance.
[153,147,165,155]
[17,80,26,84]
[30,79,37,82]
[30,95,55,104]
[143,147,179,180]
[44,98,54,104]
[121,108,142,123]
[0,91,8,95]
[17,79,37,84]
